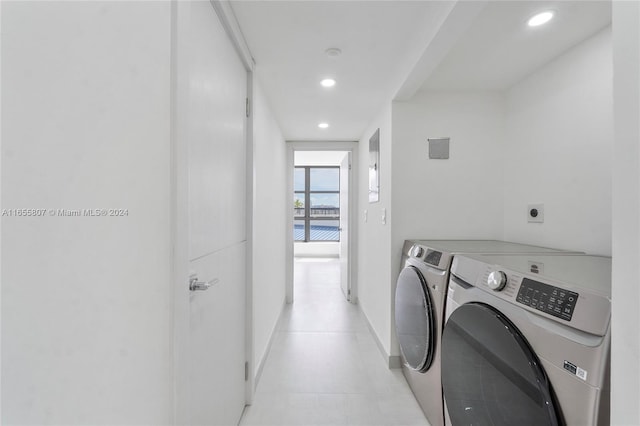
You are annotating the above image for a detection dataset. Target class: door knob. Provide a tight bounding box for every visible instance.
[189,275,218,291]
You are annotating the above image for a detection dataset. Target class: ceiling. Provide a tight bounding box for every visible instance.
[230,1,612,142]
[421,1,612,90]
[231,0,454,141]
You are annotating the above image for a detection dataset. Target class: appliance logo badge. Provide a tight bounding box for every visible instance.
[528,261,544,274]
[563,360,588,381]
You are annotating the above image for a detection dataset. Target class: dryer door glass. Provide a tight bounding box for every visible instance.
[441,302,561,426]
[394,266,436,372]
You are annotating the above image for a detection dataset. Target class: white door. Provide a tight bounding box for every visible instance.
[174,2,247,424]
[339,152,350,301]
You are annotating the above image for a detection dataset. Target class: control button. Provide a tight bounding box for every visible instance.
[487,271,508,291]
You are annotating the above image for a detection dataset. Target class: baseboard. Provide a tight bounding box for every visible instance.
[359,304,402,369]
[254,298,287,386]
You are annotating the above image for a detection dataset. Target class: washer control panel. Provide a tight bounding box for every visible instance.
[516,278,579,321]
[453,255,611,336]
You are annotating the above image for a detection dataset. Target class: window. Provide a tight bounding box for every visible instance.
[294,166,340,242]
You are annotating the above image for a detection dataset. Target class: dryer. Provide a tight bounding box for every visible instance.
[395,240,581,426]
[442,253,611,425]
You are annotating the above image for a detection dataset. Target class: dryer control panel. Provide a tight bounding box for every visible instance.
[516,278,579,321]
[424,249,442,267]
[408,244,449,270]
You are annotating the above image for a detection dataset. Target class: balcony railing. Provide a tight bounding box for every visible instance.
[294,207,340,241]
[294,207,339,217]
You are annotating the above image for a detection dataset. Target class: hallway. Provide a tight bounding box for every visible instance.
[240,258,428,426]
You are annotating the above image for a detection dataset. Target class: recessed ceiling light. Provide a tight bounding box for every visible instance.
[321,78,336,88]
[318,122,329,129]
[528,11,554,27]
[325,47,342,57]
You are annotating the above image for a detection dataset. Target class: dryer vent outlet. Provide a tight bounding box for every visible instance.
[528,204,544,223]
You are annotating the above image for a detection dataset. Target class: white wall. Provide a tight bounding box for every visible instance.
[358,93,504,362]
[1,2,173,424]
[612,3,640,424]
[389,91,506,355]
[503,27,613,256]
[359,28,614,365]
[294,242,339,257]
[251,76,287,379]
[357,104,393,361]
[295,151,347,166]
[391,91,505,271]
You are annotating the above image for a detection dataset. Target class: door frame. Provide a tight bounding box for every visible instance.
[286,141,359,304]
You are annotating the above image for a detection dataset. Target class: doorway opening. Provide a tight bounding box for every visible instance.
[286,143,358,306]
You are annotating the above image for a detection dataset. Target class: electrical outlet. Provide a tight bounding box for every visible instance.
[528,204,544,223]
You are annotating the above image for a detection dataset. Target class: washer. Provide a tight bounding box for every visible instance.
[442,253,610,425]
[395,240,581,426]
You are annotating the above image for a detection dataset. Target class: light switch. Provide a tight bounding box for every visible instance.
[364,209,368,223]
[381,208,386,225]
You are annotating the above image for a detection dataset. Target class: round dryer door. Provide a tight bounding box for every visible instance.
[395,265,436,372]
[442,303,561,426]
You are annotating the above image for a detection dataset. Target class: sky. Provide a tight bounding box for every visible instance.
[294,168,340,208]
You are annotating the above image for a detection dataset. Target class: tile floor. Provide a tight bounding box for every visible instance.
[240,258,429,426]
